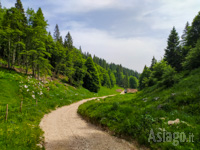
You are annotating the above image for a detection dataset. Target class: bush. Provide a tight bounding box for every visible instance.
[111,102,120,111]
[183,39,200,70]
[160,65,177,87]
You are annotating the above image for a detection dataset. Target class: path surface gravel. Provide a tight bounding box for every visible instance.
[40,95,138,150]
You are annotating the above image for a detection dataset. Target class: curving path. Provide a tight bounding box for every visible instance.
[40,95,138,150]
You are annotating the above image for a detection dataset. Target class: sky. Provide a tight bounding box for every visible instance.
[2,0,200,72]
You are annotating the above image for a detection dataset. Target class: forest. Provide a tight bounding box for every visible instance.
[0,0,139,92]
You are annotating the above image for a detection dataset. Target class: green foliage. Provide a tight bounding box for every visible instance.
[150,56,157,70]
[159,64,177,87]
[129,76,138,89]
[83,57,100,92]
[187,11,200,47]
[183,39,200,70]
[64,32,73,50]
[109,71,116,88]
[151,60,168,81]
[139,65,151,90]
[140,60,177,88]
[53,24,61,42]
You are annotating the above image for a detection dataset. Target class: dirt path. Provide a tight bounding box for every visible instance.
[40,95,138,150]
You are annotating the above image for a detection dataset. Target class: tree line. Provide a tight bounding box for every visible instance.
[139,11,200,90]
[0,0,139,92]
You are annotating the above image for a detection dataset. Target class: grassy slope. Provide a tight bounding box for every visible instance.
[78,68,200,150]
[0,68,121,150]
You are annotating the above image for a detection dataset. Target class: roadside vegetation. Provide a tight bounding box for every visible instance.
[78,67,200,149]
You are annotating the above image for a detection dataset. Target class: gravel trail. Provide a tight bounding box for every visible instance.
[40,95,138,150]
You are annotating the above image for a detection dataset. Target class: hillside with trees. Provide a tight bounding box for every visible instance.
[139,11,200,90]
[78,10,200,150]
[0,0,139,92]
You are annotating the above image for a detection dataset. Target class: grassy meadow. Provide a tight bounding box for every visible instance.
[0,68,121,150]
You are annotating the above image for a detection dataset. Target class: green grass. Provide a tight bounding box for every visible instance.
[78,68,200,150]
[0,67,121,150]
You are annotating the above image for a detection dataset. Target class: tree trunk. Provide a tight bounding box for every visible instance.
[26,53,28,74]
[38,65,40,80]
[12,47,16,68]
[32,56,35,77]
[8,38,11,69]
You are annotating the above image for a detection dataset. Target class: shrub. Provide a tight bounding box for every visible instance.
[183,39,200,70]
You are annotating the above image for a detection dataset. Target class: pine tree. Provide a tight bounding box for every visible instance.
[14,0,27,67]
[181,22,191,60]
[183,39,200,70]
[64,32,73,50]
[116,64,124,86]
[83,57,100,92]
[102,72,111,88]
[21,8,35,74]
[123,74,129,88]
[1,7,24,68]
[53,24,60,42]
[109,71,116,88]
[187,11,200,47]
[31,8,51,78]
[72,50,85,87]
[150,56,157,70]
[181,22,190,46]
[139,65,151,90]
[129,76,138,89]
[164,27,182,71]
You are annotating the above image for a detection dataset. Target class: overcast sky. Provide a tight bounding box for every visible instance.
[2,0,200,72]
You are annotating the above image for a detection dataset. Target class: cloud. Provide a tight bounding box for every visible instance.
[1,0,15,8]
[46,0,133,14]
[139,0,200,32]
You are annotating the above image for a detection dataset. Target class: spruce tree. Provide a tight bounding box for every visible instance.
[83,57,100,92]
[139,65,151,90]
[181,22,191,59]
[181,22,190,46]
[164,27,182,71]
[129,76,138,89]
[150,56,157,70]
[109,70,116,88]
[31,8,51,78]
[53,24,60,42]
[1,7,24,68]
[187,11,200,47]
[64,32,73,50]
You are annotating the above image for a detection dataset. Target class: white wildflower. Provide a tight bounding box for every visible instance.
[40,91,43,95]
[27,89,29,92]
[32,95,35,99]
[171,93,176,96]
[154,97,160,101]
[24,85,28,88]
